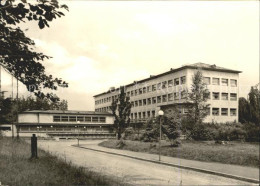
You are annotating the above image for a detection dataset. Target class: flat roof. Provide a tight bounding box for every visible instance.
[94,62,242,97]
[19,110,112,116]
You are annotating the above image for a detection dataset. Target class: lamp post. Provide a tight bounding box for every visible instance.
[77,121,80,146]
[158,110,164,161]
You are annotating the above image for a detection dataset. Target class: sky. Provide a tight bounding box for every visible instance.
[1,1,259,110]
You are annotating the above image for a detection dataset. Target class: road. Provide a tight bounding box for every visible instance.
[38,140,254,185]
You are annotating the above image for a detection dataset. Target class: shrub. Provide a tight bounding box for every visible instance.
[243,122,260,142]
[141,119,159,142]
[189,122,214,141]
[123,127,135,140]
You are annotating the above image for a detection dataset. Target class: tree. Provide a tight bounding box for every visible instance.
[185,70,210,130]
[239,97,250,123]
[248,86,260,124]
[110,86,132,140]
[0,0,69,101]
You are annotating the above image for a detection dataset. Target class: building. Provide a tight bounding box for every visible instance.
[16,110,115,139]
[94,62,241,123]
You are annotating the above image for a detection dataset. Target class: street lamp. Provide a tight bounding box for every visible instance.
[77,121,80,146]
[158,110,164,161]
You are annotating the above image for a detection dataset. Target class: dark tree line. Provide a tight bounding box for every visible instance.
[0,96,68,124]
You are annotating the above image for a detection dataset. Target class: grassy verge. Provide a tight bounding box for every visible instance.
[0,137,125,186]
[99,140,259,168]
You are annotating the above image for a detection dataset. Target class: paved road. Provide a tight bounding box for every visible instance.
[38,140,254,185]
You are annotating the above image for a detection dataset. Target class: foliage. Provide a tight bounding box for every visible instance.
[0,0,69,101]
[243,122,259,142]
[110,86,132,140]
[186,70,210,127]
[0,96,68,124]
[122,127,135,140]
[239,86,260,124]
[141,118,159,142]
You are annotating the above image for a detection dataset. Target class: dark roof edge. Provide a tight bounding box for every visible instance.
[94,65,242,97]
[19,110,112,116]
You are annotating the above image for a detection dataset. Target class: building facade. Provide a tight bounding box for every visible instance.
[16,110,115,139]
[94,63,241,123]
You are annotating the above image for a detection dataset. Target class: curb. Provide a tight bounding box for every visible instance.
[71,145,259,184]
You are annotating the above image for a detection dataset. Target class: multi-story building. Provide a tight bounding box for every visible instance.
[94,63,241,123]
[16,110,115,139]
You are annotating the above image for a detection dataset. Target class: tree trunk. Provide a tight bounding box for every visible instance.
[117,131,121,140]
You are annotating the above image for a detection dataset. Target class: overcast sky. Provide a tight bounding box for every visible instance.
[2,1,259,110]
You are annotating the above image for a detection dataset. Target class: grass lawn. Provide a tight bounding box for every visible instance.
[99,140,259,168]
[0,137,124,186]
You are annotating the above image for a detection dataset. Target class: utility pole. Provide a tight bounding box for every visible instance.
[16,77,19,139]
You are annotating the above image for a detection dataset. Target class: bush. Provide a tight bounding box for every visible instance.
[123,127,135,140]
[141,119,159,142]
[243,122,260,142]
[189,122,214,141]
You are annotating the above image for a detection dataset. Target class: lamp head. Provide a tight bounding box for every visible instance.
[158,110,164,116]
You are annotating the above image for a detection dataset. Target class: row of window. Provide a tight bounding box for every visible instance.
[129,107,237,120]
[53,115,106,123]
[203,77,237,86]
[95,77,238,105]
[95,76,187,105]
[96,92,237,111]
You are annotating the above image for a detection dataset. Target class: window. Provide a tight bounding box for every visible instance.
[230,93,237,101]
[152,110,155,117]
[147,111,151,118]
[77,116,84,122]
[174,78,179,86]
[222,93,228,100]
[230,79,237,87]
[213,92,220,100]
[212,108,219,116]
[130,113,133,120]
[152,97,157,104]
[131,91,134,96]
[99,117,106,123]
[203,77,210,85]
[131,101,134,107]
[181,76,186,84]
[142,112,146,118]
[162,95,167,102]
[152,84,156,91]
[143,99,147,105]
[127,92,130,97]
[221,108,228,116]
[139,100,142,106]
[138,112,142,119]
[92,117,98,122]
[174,92,179,100]
[157,96,161,103]
[147,86,152,92]
[148,98,151,105]
[162,81,167,89]
[69,116,76,122]
[135,90,138,96]
[143,87,147,94]
[230,108,237,116]
[135,101,138,107]
[85,117,91,122]
[139,88,143,94]
[157,83,161,90]
[212,78,220,85]
[222,78,228,86]
[168,93,173,101]
[134,113,137,119]
[53,116,61,122]
[168,80,173,87]
[61,116,69,122]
